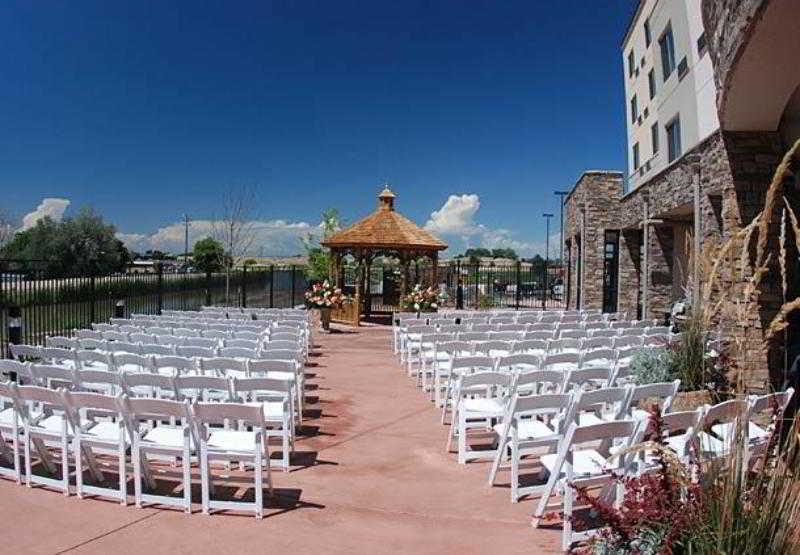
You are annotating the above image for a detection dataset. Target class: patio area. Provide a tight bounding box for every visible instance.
[0,322,558,554]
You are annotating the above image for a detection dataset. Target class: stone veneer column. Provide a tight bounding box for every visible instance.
[618,230,641,319]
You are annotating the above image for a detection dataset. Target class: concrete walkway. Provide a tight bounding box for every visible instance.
[0,324,559,554]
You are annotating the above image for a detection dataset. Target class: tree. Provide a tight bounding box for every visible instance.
[192,237,226,273]
[0,208,130,277]
[0,208,17,248]
[491,248,518,260]
[212,186,259,302]
[303,208,341,282]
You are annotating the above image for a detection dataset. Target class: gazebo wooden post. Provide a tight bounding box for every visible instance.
[353,251,364,322]
[363,254,373,317]
[399,252,409,297]
[430,251,439,288]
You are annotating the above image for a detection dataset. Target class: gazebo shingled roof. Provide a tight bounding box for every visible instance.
[321,187,447,251]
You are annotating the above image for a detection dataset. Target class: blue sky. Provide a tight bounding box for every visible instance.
[1,0,636,257]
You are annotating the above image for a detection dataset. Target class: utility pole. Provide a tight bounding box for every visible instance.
[543,213,554,306]
[554,191,569,265]
[183,214,190,265]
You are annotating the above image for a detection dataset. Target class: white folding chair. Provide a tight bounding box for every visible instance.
[124,396,195,513]
[64,390,129,504]
[73,368,124,396]
[140,343,175,356]
[233,377,294,471]
[111,352,151,374]
[123,372,177,399]
[489,392,574,502]
[0,380,22,482]
[199,357,247,379]
[75,349,112,372]
[533,419,641,552]
[625,381,680,420]
[175,375,233,403]
[450,371,513,464]
[194,402,273,518]
[153,355,198,377]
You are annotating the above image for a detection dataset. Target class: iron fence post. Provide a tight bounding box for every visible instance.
[541,262,546,311]
[269,265,275,308]
[241,265,247,308]
[89,274,96,324]
[205,272,212,306]
[156,264,164,314]
[456,260,463,309]
[515,260,521,310]
[290,265,296,308]
[473,264,479,310]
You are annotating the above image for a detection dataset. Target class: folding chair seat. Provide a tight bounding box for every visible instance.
[174,327,201,338]
[152,355,198,378]
[233,377,294,471]
[130,332,156,344]
[489,331,522,341]
[218,347,259,360]
[580,348,617,369]
[440,356,495,424]
[224,339,259,350]
[533,420,641,552]
[194,402,273,518]
[449,371,513,464]
[63,391,129,504]
[111,352,151,374]
[643,334,669,347]
[31,364,75,390]
[581,337,613,351]
[542,352,580,373]
[75,350,112,372]
[73,369,125,396]
[457,331,490,342]
[248,359,303,421]
[123,372,177,399]
[123,396,195,512]
[75,329,103,340]
[489,392,573,502]
[46,336,77,349]
[473,340,514,358]
[0,360,28,383]
[549,338,581,354]
[199,357,247,379]
[590,328,618,338]
[12,384,74,495]
[40,347,77,369]
[184,337,218,349]
[514,339,548,357]
[0,380,22,483]
[495,354,540,376]
[175,376,233,403]
[563,368,615,395]
[625,381,680,420]
[140,343,175,356]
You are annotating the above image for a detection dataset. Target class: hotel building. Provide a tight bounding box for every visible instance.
[563,0,800,389]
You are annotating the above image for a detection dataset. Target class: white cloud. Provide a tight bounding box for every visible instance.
[425,194,561,258]
[117,218,316,256]
[20,198,70,230]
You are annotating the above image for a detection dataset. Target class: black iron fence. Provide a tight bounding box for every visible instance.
[342,260,565,313]
[0,260,308,353]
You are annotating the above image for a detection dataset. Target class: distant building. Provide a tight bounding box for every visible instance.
[563,0,800,389]
[127,259,180,273]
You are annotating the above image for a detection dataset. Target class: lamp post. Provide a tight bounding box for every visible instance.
[542,213,553,307]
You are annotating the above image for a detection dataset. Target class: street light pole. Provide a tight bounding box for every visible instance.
[542,213,553,308]
[183,214,190,266]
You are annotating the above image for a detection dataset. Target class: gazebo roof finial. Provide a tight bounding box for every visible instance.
[378,184,396,210]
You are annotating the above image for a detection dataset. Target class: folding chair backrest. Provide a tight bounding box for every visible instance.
[102,331,129,342]
[0,359,27,380]
[646,326,671,336]
[627,380,680,413]
[512,392,572,425]
[224,339,259,350]
[459,371,512,392]
[247,359,296,375]
[40,347,74,366]
[156,334,184,346]
[153,355,197,375]
[112,352,151,372]
[202,330,229,339]
[184,337,218,349]
[199,357,246,377]
[749,388,794,417]
[123,396,193,428]
[496,353,540,373]
[192,401,264,428]
[76,349,110,369]
[46,336,76,349]
[514,339,548,354]
[264,340,299,351]
[590,329,618,338]
[130,332,155,344]
[74,369,124,393]
[76,329,103,340]
[78,338,103,350]
[13,384,66,419]
[515,369,565,394]
[450,356,496,373]
[581,348,617,369]
[564,367,613,391]
[489,331,521,341]
[146,327,172,336]
[582,337,613,350]
[543,352,580,371]
[702,399,749,430]
[457,331,490,342]
[549,338,581,353]
[232,377,291,402]
[559,329,587,340]
[173,327,201,338]
[259,349,301,363]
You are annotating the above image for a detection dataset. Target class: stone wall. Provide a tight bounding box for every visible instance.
[563,171,624,311]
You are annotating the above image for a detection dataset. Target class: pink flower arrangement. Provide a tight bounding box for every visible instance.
[305,280,346,308]
[401,284,439,312]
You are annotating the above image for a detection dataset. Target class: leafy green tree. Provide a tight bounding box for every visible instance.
[464,247,491,258]
[1,208,130,277]
[192,237,226,273]
[304,208,341,282]
[490,248,518,260]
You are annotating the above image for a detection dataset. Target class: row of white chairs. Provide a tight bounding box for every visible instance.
[0,381,291,517]
[75,330,300,349]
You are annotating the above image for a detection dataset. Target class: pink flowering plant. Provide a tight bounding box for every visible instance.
[304,280,346,308]
[401,283,439,312]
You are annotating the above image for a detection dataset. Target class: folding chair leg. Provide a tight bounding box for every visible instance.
[457,414,467,464]
[133,443,143,508]
[200,443,210,515]
[489,433,510,486]
[254,444,263,520]
[32,437,55,475]
[182,450,192,514]
[532,469,560,527]
[61,434,70,496]
[511,444,520,502]
[562,483,573,553]
[74,438,84,498]
[24,430,32,488]
[118,438,128,505]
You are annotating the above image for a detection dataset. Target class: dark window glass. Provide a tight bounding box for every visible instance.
[659,25,676,80]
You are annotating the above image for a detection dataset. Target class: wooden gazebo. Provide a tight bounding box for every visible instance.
[322,187,448,321]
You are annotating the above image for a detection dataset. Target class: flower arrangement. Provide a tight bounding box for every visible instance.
[401,284,439,312]
[304,280,346,309]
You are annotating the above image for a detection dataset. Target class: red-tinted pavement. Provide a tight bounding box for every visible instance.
[0,323,559,554]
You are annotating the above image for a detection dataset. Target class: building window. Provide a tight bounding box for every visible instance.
[651,122,659,155]
[633,142,640,170]
[648,69,656,99]
[644,19,652,46]
[630,95,638,124]
[697,32,707,57]
[628,50,635,78]
[659,24,676,80]
[666,117,682,162]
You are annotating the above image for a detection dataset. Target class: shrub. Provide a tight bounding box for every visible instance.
[628,348,676,385]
